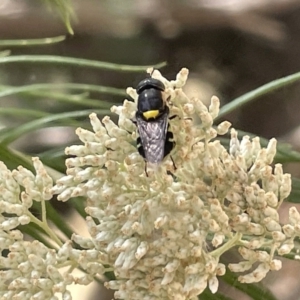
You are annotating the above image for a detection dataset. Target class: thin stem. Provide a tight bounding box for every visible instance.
[28,211,63,247]
[210,232,242,258]
[41,197,47,224]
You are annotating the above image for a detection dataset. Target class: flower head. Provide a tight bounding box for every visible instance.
[50,68,296,299]
[0,67,297,299]
[0,158,78,299]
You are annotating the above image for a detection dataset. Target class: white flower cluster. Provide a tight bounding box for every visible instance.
[52,68,295,299]
[0,68,298,300]
[0,159,61,299]
[0,159,102,299]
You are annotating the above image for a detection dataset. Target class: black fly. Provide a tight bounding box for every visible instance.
[135,77,175,165]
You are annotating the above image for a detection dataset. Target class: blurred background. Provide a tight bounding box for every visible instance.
[1,0,300,299]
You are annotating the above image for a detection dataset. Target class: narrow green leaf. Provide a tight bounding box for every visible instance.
[0,36,66,47]
[0,87,112,108]
[0,145,34,171]
[68,197,87,219]
[288,177,300,203]
[0,83,125,108]
[0,55,167,71]
[222,269,277,300]
[64,17,74,35]
[0,50,11,57]
[0,83,126,98]
[42,0,75,35]
[39,147,66,172]
[199,289,233,300]
[19,223,54,248]
[0,109,110,145]
[45,201,74,239]
[217,71,300,120]
[0,107,48,118]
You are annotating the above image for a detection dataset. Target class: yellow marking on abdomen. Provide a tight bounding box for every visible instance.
[143,110,159,120]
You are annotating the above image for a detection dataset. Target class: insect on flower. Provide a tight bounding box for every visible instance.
[135,77,175,166]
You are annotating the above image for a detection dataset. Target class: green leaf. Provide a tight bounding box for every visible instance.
[0,83,125,108]
[19,223,54,249]
[0,55,167,72]
[0,88,111,108]
[41,0,75,35]
[0,107,49,119]
[199,289,234,300]
[45,201,74,239]
[222,269,277,300]
[0,36,66,47]
[0,109,110,145]
[68,197,87,219]
[0,145,35,171]
[0,50,11,57]
[0,83,126,98]
[217,71,300,120]
[39,147,66,171]
[289,177,300,203]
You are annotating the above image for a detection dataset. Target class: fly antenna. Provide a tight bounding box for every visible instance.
[147,67,155,78]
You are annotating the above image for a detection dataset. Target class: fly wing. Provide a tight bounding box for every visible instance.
[136,113,168,164]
